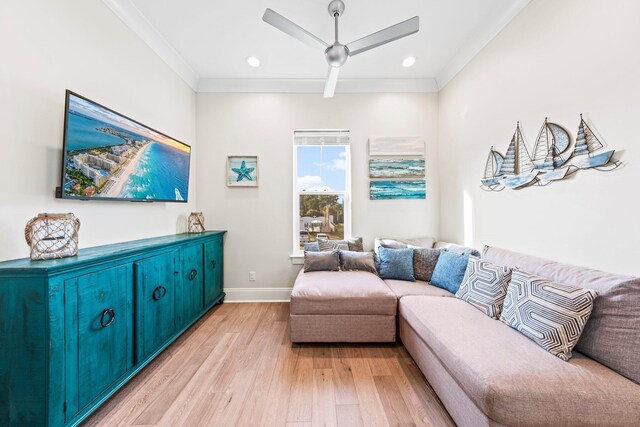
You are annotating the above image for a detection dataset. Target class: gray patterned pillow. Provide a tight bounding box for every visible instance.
[455,258,512,319]
[346,237,364,252]
[413,248,441,282]
[303,250,340,272]
[340,250,377,273]
[500,270,598,361]
[318,239,349,251]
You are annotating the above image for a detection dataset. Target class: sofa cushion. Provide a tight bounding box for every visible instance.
[483,245,640,384]
[339,250,377,273]
[384,279,454,299]
[413,248,441,282]
[455,257,512,319]
[377,247,415,281]
[303,250,340,272]
[433,241,481,257]
[374,236,435,255]
[430,251,469,293]
[500,270,598,361]
[399,296,640,426]
[290,270,396,316]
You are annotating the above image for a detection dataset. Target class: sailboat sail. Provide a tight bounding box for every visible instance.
[533,122,551,165]
[483,148,505,179]
[500,124,535,176]
[533,119,568,169]
[483,149,495,179]
[548,123,570,153]
[500,136,517,175]
[515,126,535,174]
[574,115,603,156]
[492,151,504,174]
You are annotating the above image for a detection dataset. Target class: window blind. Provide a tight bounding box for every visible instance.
[294,130,350,145]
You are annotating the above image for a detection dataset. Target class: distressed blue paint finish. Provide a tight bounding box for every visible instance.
[370,180,426,200]
[204,239,224,308]
[369,159,426,179]
[0,231,226,427]
[135,251,178,361]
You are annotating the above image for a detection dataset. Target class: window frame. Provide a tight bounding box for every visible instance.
[292,131,352,256]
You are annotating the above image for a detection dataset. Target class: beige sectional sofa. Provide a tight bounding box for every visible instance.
[290,242,640,426]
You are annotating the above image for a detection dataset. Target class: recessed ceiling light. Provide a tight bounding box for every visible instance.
[246,56,261,67]
[402,56,417,68]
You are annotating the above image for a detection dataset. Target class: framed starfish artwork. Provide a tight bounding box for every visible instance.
[227,155,258,187]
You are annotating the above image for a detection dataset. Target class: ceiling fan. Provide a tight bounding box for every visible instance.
[262,0,419,98]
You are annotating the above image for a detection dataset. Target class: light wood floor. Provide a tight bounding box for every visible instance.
[83,302,455,427]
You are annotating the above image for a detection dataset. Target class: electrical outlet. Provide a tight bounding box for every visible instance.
[249,271,256,281]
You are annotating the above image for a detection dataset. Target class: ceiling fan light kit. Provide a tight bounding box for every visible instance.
[262,0,420,98]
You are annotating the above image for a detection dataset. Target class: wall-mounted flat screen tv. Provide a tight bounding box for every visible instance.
[60,90,191,202]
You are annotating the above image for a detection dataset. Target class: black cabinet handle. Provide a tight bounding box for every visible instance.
[100,308,115,328]
[189,269,198,280]
[152,286,167,301]
[210,260,216,269]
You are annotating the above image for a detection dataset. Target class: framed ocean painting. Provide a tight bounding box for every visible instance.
[227,156,258,187]
[368,136,425,156]
[370,180,426,200]
[369,159,425,178]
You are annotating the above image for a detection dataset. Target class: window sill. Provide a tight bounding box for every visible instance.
[289,254,304,265]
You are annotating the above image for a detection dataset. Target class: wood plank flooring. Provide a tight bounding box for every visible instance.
[83,303,455,427]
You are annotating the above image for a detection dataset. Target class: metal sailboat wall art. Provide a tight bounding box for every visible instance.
[480,115,621,192]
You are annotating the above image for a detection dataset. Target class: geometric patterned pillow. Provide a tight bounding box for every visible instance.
[500,270,599,361]
[455,257,512,319]
[318,239,349,251]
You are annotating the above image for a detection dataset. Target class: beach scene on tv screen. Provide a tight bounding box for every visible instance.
[63,93,190,201]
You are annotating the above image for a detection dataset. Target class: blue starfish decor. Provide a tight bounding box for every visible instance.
[232,160,255,182]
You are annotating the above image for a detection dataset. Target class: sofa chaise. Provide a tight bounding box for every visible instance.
[290,242,640,426]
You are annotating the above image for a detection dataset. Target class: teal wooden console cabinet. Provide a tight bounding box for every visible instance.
[0,231,226,426]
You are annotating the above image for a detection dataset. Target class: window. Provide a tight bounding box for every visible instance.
[293,130,351,254]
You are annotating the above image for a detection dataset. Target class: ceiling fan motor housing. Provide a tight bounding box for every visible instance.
[328,0,345,17]
[325,44,349,67]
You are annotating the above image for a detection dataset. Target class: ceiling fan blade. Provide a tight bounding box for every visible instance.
[262,8,329,50]
[346,16,419,56]
[324,66,340,98]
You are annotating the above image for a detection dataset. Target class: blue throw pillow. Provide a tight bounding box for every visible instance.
[377,247,415,281]
[431,251,469,293]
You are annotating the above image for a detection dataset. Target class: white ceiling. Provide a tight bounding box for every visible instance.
[103,0,530,91]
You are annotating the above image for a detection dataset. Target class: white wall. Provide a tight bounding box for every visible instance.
[438,0,640,275]
[197,93,439,298]
[0,0,197,261]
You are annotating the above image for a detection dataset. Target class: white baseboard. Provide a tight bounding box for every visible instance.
[224,287,293,303]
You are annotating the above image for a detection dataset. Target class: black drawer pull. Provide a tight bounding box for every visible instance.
[210,260,216,269]
[152,286,167,301]
[100,309,115,328]
[189,269,198,280]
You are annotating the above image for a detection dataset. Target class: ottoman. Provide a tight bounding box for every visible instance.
[290,270,398,342]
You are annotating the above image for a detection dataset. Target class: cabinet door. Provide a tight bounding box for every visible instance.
[64,264,133,417]
[204,238,223,307]
[180,244,203,325]
[135,252,177,360]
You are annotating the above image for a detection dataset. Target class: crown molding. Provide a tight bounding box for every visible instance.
[103,0,529,94]
[197,78,439,93]
[101,0,199,91]
[435,0,531,90]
